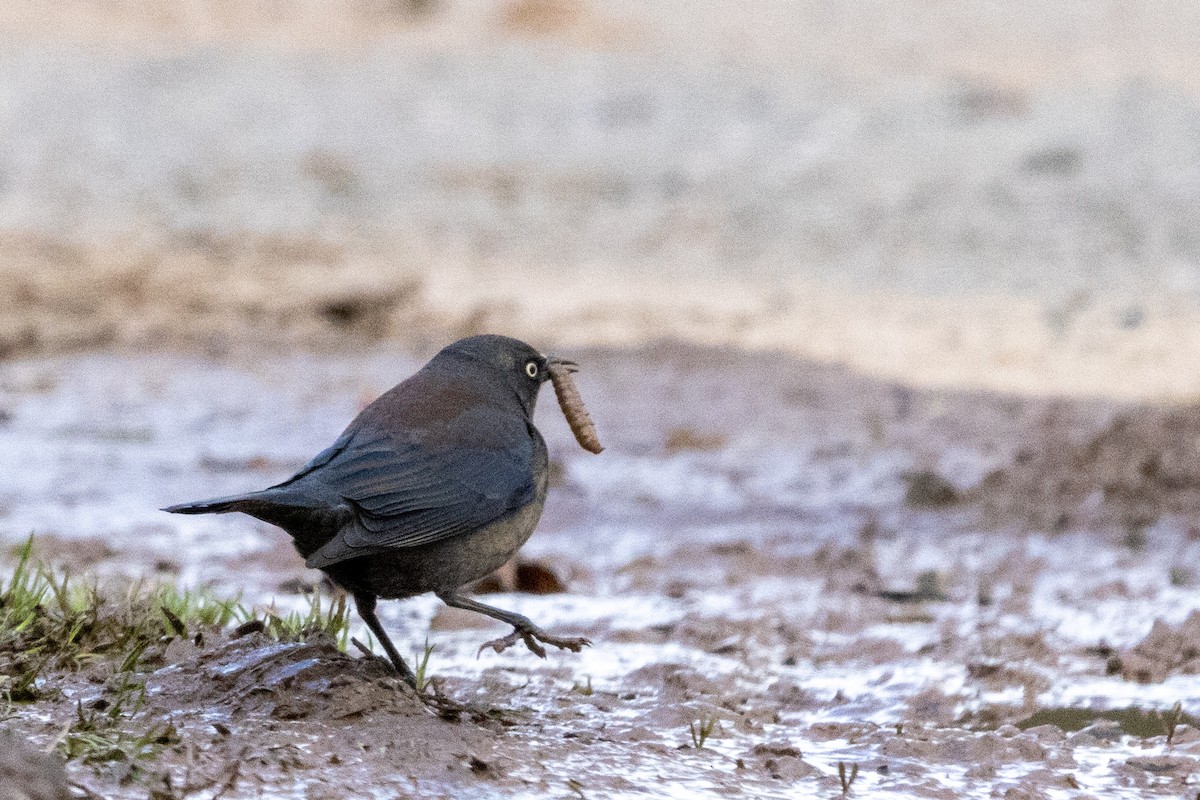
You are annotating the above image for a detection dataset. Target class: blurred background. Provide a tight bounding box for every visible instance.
[1,0,1199,397]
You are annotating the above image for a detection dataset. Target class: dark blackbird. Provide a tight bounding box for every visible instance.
[165,335,590,685]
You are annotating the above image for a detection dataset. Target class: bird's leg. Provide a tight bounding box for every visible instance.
[353,592,418,687]
[436,591,591,658]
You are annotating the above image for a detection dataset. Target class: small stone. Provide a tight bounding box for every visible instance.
[1077,721,1122,743]
[1023,724,1065,743]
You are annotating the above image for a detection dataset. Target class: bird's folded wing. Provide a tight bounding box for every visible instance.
[303,423,536,569]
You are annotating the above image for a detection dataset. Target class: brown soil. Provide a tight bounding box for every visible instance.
[11,632,510,799]
[5,343,1200,797]
[972,404,1200,533]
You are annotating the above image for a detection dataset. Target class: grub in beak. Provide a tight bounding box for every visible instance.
[546,360,602,454]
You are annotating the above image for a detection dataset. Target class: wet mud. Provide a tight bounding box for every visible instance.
[972,404,1200,534]
[4,342,1200,797]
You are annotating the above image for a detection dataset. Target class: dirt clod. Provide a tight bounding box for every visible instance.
[903,471,960,507]
[1118,611,1200,683]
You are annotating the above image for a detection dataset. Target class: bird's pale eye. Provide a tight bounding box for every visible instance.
[524,361,539,379]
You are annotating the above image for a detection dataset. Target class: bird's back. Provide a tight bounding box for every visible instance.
[167,352,544,574]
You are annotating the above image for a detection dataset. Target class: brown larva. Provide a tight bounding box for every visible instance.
[546,360,603,454]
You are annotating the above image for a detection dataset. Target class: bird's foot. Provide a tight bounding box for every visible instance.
[478,626,591,658]
[417,682,470,719]
[416,682,520,726]
[351,637,418,687]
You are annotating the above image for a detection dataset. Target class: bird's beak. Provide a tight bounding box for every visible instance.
[546,356,580,374]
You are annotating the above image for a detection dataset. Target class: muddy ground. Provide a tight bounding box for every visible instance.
[4,343,1200,798]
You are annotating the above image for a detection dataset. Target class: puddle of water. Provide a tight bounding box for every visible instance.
[6,347,1200,797]
[1016,706,1200,737]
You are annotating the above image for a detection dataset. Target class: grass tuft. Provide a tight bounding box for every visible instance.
[413,638,435,693]
[60,672,177,766]
[688,713,720,749]
[838,761,859,795]
[1160,701,1184,746]
[0,537,370,770]
[1,537,354,705]
[0,537,256,685]
[257,589,351,649]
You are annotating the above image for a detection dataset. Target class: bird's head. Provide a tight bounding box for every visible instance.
[430,334,573,416]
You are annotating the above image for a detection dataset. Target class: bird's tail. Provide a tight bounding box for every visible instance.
[162,494,254,515]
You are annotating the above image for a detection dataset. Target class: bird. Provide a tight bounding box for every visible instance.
[164,334,591,687]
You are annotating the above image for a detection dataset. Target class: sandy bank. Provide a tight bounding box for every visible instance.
[4,231,1200,401]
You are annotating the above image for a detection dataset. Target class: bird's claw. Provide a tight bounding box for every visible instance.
[416,682,471,719]
[352,636,418,686]
[478,627,591,658]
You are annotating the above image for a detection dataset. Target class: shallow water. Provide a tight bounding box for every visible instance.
[5,344,1200,797]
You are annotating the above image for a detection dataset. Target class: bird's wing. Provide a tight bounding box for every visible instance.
[303,407,538,569]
